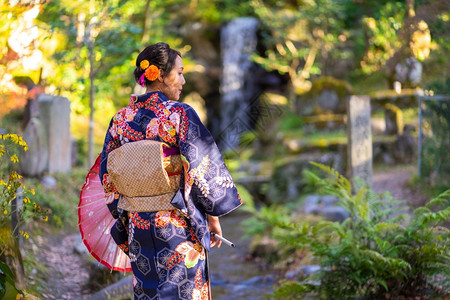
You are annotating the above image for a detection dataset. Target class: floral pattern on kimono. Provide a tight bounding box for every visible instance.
[99,91,242,299]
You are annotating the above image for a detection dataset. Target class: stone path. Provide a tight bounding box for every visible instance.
[372,165,427,207]
[27,232,91,299]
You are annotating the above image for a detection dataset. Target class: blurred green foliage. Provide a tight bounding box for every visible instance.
[1,0,448,144]
[420,98,450,189]
[22,167,87,229]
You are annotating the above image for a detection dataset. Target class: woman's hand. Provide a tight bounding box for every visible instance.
[207,215,222,248]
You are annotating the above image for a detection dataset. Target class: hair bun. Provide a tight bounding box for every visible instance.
[133,42,181,87]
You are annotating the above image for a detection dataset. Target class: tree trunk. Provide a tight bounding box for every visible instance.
[87,0,96,167]
[88,41,95,167]
[142,0,152,43]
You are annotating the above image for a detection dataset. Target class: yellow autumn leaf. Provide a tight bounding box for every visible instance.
[10,154,19,163]
[10,171,23,180]
[0,134,28,151]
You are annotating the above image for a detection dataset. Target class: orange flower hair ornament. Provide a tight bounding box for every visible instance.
[140,59,149,70]
[139,60,160,87]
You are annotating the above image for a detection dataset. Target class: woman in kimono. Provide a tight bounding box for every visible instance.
[99,42,242,299]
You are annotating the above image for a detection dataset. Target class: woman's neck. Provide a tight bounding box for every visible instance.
[146,88,160,94]
[146,81,164,94]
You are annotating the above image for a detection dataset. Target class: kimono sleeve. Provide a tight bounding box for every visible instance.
[178,104,243,217]
[99,116,122,219]
[98,114,129,255]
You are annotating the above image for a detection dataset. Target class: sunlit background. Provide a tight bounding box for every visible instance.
[0,0,448,299]
[2,0,448,157]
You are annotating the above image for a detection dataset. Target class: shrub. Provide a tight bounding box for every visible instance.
[254,162,449,299]
[0,133,48,298]
[0,134,49,242]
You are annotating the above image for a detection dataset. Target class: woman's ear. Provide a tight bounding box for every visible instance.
[157,70,164,82]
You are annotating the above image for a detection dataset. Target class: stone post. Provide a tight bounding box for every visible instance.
[20,117,48,177]
[347,96,373,188]
[38,94,71,174]
[384,103,404,135]
[220,17,259,150]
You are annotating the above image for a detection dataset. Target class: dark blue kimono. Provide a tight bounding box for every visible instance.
[99,91,242,299]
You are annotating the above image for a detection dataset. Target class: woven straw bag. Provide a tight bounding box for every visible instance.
[107,140,182,212]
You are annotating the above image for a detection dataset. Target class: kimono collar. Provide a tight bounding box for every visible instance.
[128,91,169,108]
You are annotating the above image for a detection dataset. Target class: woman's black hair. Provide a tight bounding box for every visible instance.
[133,42,181,86]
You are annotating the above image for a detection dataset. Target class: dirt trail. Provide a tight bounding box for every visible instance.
[372,165,427,207]
[27,232,91,299]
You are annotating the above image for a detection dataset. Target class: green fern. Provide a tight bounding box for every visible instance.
[270,280,315,300]
[247,162,449,299]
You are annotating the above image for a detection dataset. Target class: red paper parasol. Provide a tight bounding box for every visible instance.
[78,154,132,272]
